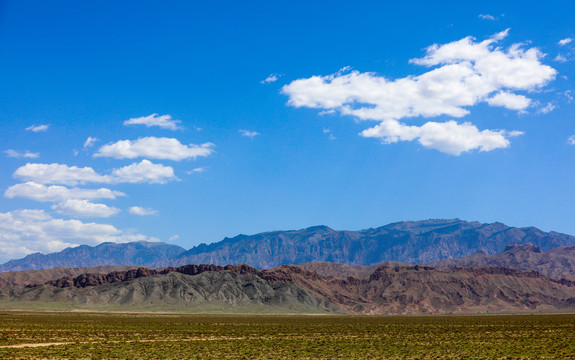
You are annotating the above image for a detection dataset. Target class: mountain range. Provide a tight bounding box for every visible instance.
[3,263,575,314]
[3,219,575,272]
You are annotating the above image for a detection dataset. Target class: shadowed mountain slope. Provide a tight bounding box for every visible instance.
[159,219,575,269]
[426,244,575,280]
[0,241,186,272]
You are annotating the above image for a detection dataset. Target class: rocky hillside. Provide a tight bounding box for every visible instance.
[9,263,575,314]
[426,244,575,280]
[0,265,140,288]
[3,270,335,313]
[159,219,575,268]
[0,241,186,272]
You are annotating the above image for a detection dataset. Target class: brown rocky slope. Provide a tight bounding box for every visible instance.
[426,244,575,280]
[9,263,575,314]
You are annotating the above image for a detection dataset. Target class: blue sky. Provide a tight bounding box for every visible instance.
[0,0,574,262]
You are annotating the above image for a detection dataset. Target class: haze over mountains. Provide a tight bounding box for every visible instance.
[3,219,575,272]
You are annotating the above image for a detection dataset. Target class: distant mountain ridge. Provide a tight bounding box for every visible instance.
[160,219,575,269]
[0,241,186,272]
[2,219,575,272]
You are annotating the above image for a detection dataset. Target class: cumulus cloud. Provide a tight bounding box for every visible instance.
[14,160,176,185]
[559,38,573,46]
[4,182,125,202]
[478,14,495,20]
[486,91,531,110]
[0,209,156,261]
[4,150,39,159]
[568,135,575,145]
[51,199,120,218]
[361,119,522,156]
[14,163,109,185]
[282,30,556,155]
[239,130,260,138]
[26,124,49,132]
[261,74,281,84]
[123,114,182,130]
[110,159,176,184]
[94,137,214,161]
[128,206,158,216]
[554,54,568,63]
[83,137,98,149]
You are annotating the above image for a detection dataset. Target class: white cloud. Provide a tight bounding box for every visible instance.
[83,137,98,149]
[168,235,179,242]
[52,199,120,218]
[282,30,556,155]
[0,209,156,261]
[4,149,39,159]
[14,160,176,185]
[565,90,573,103]
[568,135,575,145]
[478,14,495,20]
[123,114,182,130]
[361,119,522,156]
[128,206,158,216]
[14,163,110,185]
[486,91,531,110]
[110,159,176,184]
[239,130,260,138]
[4,182,125,202]
[26,124,49,132]
[559,38,573,46]
[537,103,556,114]
[94,137,214,161]
[187,167,206,174]
[261,74,281,84]
[322,128,336,140]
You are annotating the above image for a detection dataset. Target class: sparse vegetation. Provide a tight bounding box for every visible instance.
[0,312,574,359]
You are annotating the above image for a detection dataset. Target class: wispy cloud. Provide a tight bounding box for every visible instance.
[4,149,39,159]
[537,103,556,114]
[323,128,337,140]
[83,137,98,149]
[239,130,260,138]
[282,30,556,155]
[559,38,573,46]
[124,114,183,131]
[187,167,207,174]
[261,74,281,84]
[128,206,158,216]
[95,137,215,161]
[478,14,495,20]
[25,124,49,133]
[568,135,575,145]
[14,160,176,186]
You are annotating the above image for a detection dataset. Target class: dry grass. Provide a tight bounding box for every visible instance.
[0,312,574,359]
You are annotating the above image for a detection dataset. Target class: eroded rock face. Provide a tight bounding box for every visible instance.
[427,244,575,280]
[23,262,575,315]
